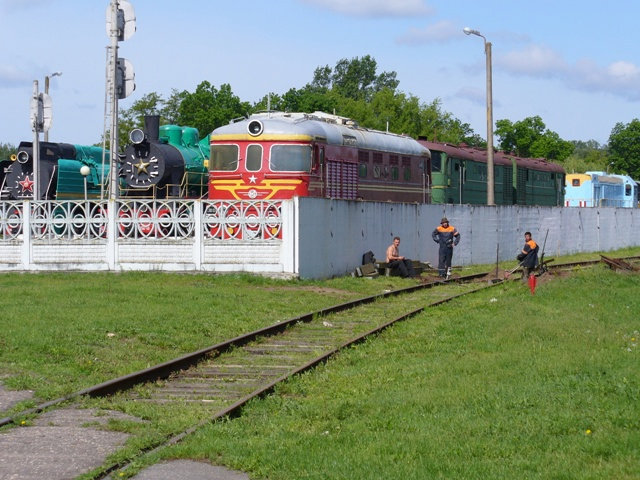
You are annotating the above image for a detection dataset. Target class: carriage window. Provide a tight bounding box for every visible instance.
[211,144,239,171]
[358,163,367,178]
[404,167,411,181]
[246,145,262,172]
[391,166,399,180]
[431,152,442,172]
[572,179,580,186]
[270,145,312,172]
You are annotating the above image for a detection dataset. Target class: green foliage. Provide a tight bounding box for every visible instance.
[562,140,609,174]
[253,57,476,144]
[316,55,399,102]
[495,115,574,161]
[608,119,640,177]
[0,142,16,161]
[175,81,251,138]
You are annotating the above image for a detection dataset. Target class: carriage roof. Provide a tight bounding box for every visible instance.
[210,111,430,157]
[420,140,565,174]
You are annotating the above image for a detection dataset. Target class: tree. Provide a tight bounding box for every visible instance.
[608,119,640,178]
[0,142,16,161]
[310,55,399,102]
[176,82,251,137]
[562,140,609,174]
[117,92,166,149]
[495,115,573,161]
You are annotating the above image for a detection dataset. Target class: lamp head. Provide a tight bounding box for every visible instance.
[80,165,90,177]
[463,27,482,37]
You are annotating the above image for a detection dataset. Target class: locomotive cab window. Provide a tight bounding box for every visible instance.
[625,184,632,196]
[358,163,367,178]
[431,152,442,172]
[270,145,312,172]
[246,145,262,172]
[211,144,239,171]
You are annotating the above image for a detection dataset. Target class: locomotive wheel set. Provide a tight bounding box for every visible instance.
[2,110,571,208]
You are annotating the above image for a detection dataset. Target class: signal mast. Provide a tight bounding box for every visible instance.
[103,0,136,200]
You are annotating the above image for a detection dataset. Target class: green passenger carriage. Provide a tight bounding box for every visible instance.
[419,141,565,206]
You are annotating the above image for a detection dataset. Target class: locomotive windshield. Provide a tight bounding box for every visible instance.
[211,144,239,171]
[270,145,312,172]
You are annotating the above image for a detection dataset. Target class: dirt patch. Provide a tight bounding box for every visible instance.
[261,286,356,296]
[479,268,572,285]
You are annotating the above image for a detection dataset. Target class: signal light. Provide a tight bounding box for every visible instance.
[247,120,263,136]
[17,151,30,163]
[129,128,145,144]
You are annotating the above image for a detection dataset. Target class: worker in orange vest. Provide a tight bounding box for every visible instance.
[517,231,539,283]
[432,217,460,279]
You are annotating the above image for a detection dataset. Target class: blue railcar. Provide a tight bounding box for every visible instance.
[565,171,638,208]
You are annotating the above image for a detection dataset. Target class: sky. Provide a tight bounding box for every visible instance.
[1,0,639,149]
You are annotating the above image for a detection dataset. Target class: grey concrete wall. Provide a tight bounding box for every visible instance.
[297,198,640,279]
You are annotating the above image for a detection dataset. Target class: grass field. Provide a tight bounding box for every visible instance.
[1,250,639,479]
[160,264,639,479]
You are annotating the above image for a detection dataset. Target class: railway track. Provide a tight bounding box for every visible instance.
[2,256,637,478]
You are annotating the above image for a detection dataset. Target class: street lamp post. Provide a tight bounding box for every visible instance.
[44,71,62,142]
[463,27,495,206]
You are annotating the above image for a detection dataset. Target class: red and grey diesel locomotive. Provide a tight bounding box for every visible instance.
[208,111,432,203]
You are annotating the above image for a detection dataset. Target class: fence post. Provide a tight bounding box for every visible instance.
[279,198,297,275]
[21,200,31,269]
[107,200,116,270]
[194,200,202,271]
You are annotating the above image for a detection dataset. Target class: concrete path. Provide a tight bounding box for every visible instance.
[0,384,250,480]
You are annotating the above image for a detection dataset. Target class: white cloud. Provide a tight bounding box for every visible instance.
[299,0,433,17]
[396,20,459,44]
[455,87,485,106]
[497,44,567,77]
[0,0,50,13]
[495,44,640,101]
[0,65,31,88]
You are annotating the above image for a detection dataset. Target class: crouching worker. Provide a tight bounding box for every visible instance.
[517,231,539,282]
[432,217,460,279]
[386,236,416,278]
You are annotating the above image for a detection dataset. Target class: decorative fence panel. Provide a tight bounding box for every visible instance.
[0,199,292,275]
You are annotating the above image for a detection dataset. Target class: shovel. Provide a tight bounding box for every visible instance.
[504,258,526,279]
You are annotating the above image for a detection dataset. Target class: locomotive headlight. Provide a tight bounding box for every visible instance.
[16,151,29,163]
[129,128,146,145]
[247,120,264,136]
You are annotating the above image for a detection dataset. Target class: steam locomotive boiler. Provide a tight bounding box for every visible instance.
[1,141,110,200]
[121,116,209,199]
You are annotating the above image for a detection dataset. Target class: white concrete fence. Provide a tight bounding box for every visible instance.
[2,198,639,278]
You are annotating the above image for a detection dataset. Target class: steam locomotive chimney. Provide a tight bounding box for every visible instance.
[144,115,160,142]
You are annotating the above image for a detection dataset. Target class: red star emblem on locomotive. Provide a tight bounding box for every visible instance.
[18,175,34,193]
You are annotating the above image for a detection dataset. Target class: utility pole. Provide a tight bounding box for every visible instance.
[464,27,495,205]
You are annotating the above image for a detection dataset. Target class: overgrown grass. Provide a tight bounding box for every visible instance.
[158,265,640,479]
